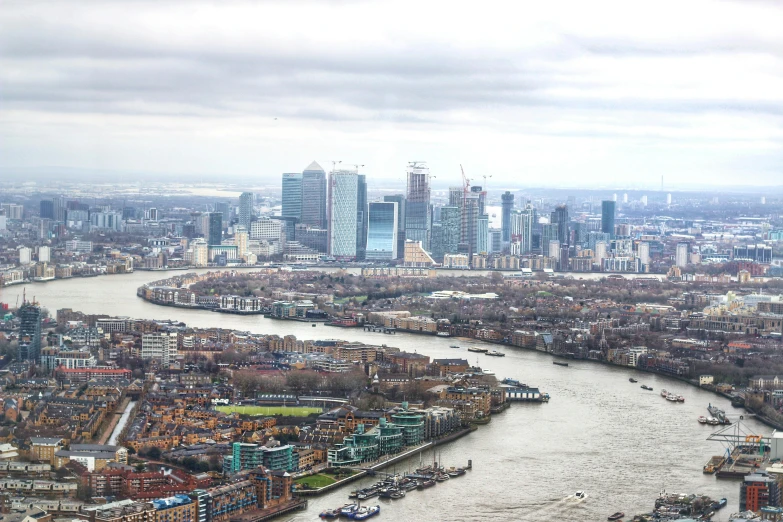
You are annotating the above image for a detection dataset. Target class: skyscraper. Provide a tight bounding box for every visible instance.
[301,162,327,229]
[501,191,514,243]
[448,187,463,207]
[208,212,223,246]
[675,242,689,268]
[18,303,42,362]
[551,204,570,245]
[476,214,489,254]
[541,223,558,257]
[384,194,406,259]
[356,174,368,260]
[214,202,231,224]
[601,200,616,239]
[510,204,534,254]
[459,193,479,262]
[282,172,303,222]
[327,169,359,260]
[366,201,398,260]
[238,192,254,230]
[404,162,432,249]
[440,206,461,255]
[40,200,54,219]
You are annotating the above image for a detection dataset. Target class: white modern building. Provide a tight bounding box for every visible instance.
[327,169,359,260]
[141,332,178,367]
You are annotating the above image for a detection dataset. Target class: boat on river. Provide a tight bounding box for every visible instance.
[698,416,708,424]
[417,479,435,489]
[486,350,505,357]
[608,512,625,520]
[641,385,653,390]
[553,361,568,367]
[468,347,488,353]
[339,504,360,516]
[450,345,461,349]
[352,505,380,520]
[629,378,637,383]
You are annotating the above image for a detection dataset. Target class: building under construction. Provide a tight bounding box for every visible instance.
[18,302,42,362]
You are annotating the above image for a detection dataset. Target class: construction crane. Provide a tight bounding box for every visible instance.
[481,174,492,192]
[349,164,365,172]
[460,164,471,197]
[331,160,342,172]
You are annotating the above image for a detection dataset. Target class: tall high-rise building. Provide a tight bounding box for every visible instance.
[214,202,231,223]
[510,204,534,254]
[366,201,398,260]
[281,172,303,222]
[356,174,368,260]
[327,169,359,260]
[638,242,650,267]
[489,229,502,253]
[448,187,463,207]
[541,223,558,257]
[476,214,489,255]
[18,303,42,362]
[53,196,66,222]
[551,205,570,245]
[238,192,255,230]
[501,191,514,243]
[301,162,327,229]
[404,162,432,249]
[40,200,54,219]
[675,242,689,268]
[471,185,486,216]
[208,212,223,246]
[440,206,461,255]
[601,201,616,239]
[459,193,479,262]
[384,195,406,259]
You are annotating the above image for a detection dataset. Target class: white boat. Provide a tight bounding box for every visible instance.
[660,389,668,397]
[437,332,450,337]
[482,370,495,376]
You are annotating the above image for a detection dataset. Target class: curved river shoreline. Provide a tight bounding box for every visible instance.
[1,270,759,521]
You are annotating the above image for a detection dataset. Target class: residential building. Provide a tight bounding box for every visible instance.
[404,162,431,249]
[403,240,434,267]
[740,472,781,512]
[238,192,254,230]
[151,495,196,522]
[440,206,461,255]
[501,191,514,244]
[676,243,689,268]
[141,332,179,367]
[601,200,616,238]
[18,303,42,362]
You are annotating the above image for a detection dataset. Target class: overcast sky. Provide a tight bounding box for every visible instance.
[1,0,782,188]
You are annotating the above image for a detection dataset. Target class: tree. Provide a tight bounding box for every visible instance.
[146,446,162,460]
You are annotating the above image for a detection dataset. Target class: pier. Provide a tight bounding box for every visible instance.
[363,325,396,334]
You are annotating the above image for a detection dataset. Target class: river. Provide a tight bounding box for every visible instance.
[0,270,765,521]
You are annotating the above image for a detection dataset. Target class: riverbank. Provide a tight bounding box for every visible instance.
[295,427,475,497]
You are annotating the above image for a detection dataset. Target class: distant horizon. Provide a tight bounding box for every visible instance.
[2,164,783,195]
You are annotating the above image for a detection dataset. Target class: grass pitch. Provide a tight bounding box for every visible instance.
[216,405,321,416]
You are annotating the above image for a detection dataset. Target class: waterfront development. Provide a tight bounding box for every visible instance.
[1,271,771,521]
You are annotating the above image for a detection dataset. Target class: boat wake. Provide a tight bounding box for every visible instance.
[512,494,588,521]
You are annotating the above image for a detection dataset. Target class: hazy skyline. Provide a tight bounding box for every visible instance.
[1,0,782,187]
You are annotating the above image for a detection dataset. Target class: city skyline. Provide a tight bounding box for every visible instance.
[1,1,782,187]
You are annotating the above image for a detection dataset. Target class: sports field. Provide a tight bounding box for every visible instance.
[216,405,321,416]
[294,474,337,488]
